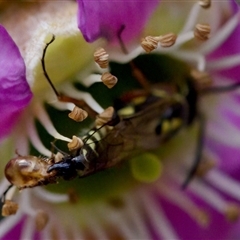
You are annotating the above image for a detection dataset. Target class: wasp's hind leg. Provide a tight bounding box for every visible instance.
[182,113,206,188]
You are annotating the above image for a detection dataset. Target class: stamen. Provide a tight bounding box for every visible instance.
[61,84,104,113]
[156,183,209,227]
[35,210,49,231]
[0,178,13,197]
[194,23,211,41]
[180,3,201,33]
[205,169,240,201]
[94,47,109,69]
[189,180,240,220]
[198,0,211,9]
[81,74,102,87]
[195,154,216,177]
[141,36,159,53]
[190,69,213,91]
[33,188,68,203]
[68,105,88,122]
[2,200,18,216]
[207,55,240,71]
[33,102,71,142]
[95,107,114,127]
[200,13,239,54]
[20,216,35,240]
[141,192,179,239]
[19,189,37,216]
[67,135,84,152]
[101,72,118,89]
[158,33,177,48]
[125,195,152,239]
[98,205,137,239]
[172,50,206,71]
[27,116,52,157]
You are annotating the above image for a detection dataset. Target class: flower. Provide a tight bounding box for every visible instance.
[1,0,240,240]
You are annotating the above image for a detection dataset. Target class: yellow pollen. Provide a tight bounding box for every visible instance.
[195,210,210,227]
[94,47,109,69]
[2,200,18,216]
[54,152,64,163]
[194,23,211,41]
[68,106,88,122]
[35,210,49,231]
[101,72,118,89]
[117,106,135,116]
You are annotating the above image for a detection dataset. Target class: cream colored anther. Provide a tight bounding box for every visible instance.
[35,210,49,231]
[68,106,88,122]
[158,33,177,47]
[68,135,84,151]
[101,72,118,89]
[141,36,159,53]
[95,107,114,127]
[198,0,211,9]
[94,47,109,68]
[225,203,240,222]
[2,200,18,216]
[194,24,211,41]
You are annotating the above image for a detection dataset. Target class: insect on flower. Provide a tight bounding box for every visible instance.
[2,27,240,216]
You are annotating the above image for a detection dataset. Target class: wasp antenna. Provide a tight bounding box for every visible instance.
[117,25,128,54]
[41,35,60,98]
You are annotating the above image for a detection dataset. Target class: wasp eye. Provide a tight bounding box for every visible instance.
[4,156,50,189]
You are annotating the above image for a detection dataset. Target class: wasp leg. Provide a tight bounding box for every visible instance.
[182,113,205,188]
[1,184,13,203]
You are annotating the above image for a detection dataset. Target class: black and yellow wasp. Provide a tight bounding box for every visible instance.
[4,36,236,191]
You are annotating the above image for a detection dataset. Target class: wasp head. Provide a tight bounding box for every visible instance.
[4,156,57,189]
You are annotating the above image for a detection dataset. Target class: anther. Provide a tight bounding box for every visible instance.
[194,24,211,41]
[68,188,78,204]
[195,156,216,177]
[225,203,240,222]
[68,106,88,122]
[101,72,118,89]
[198,0,211,9]
[54,152,64,163]
[158,33,177,47]
[35,210,49,231]
[95,107,114,127]
[2,200,18,216]
[190,69,213,91]
[67,135,84,151]
[94,47,109,69]
[141,36,159,53]
[195,210,209,227]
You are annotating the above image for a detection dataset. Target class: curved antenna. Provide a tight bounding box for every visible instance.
[41,35,60,98]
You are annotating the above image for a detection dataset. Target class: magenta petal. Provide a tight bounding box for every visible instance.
[77,0,159,43]
[0,25,32,139]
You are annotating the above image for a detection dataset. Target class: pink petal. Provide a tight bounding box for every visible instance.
[77,0,159,43]
[0,25,32,139]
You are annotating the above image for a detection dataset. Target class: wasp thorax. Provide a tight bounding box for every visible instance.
[4,156,55,189]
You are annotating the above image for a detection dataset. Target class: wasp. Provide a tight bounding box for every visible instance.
[4,35,240,193]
